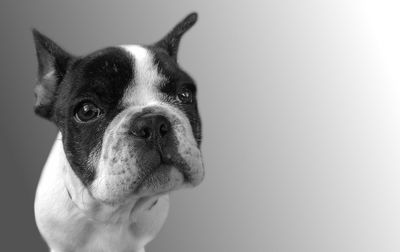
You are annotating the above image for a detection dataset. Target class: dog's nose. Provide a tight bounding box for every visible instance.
[130,114,171,140]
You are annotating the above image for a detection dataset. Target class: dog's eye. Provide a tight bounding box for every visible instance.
[74,102,102,123]
[177,88,194,104]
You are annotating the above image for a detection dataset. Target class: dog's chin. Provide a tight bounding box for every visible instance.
[134,164,186,197]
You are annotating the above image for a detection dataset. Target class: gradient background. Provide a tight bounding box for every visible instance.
[1,0,400,251]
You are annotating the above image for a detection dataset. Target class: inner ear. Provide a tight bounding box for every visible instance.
[154,12,198,61]
[32,29,74,120]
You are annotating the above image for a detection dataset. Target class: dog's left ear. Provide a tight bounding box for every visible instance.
[32,29,73,120]
[154,12,198,61]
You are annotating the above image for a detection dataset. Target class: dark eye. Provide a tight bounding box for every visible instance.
[177,88,194,104]
[74,102,102,122]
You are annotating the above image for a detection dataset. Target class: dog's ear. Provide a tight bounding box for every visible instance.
[32,29,73,120]
[154,12,198,61]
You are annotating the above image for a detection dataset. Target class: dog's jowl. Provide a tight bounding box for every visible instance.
[33,13,204,252]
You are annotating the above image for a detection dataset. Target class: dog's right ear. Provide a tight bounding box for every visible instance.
[154,12,198,61]
[32,29,73,120]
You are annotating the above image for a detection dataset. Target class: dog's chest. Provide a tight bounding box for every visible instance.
[79,223,141,252]
[47,212,143,252]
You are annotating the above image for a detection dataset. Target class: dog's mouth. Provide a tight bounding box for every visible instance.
[133,152,192,195]
[134,164,182,194]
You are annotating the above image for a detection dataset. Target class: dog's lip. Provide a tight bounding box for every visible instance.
[134,163,187,194]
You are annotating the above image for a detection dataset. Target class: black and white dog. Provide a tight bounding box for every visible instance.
[32,13,204,252]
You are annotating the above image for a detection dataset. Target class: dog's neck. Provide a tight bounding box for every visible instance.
[34,132,170,252]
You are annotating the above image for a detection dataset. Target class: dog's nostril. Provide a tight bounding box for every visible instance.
[132,127,152,139]
[159,122,169,137]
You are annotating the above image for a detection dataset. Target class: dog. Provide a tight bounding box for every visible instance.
[32,13,204,252]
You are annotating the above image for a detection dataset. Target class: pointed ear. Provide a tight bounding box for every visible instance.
[154,12,198,60]
[32,29,73,120]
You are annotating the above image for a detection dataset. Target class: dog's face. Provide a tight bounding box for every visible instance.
[33,13,204,205]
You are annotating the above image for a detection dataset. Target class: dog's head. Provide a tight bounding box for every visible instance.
[33,13,204,205]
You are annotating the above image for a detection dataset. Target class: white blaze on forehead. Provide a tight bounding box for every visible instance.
[120,45,165,106]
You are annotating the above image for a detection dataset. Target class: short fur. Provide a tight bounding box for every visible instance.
[33,13,204,252]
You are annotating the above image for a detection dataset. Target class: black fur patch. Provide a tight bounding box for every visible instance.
[52,47,134,185]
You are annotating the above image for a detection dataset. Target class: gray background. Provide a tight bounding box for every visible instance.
[1,0,400,251]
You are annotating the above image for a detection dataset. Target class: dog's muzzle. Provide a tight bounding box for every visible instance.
[92,106,204,204]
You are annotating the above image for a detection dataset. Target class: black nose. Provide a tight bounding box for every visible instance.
[130,114,171,140]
